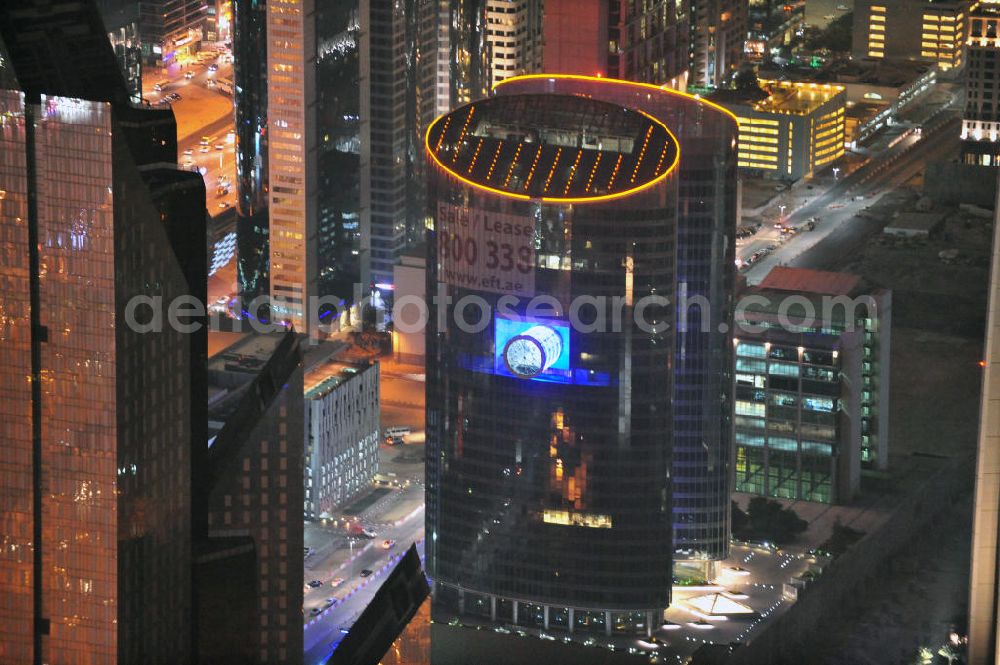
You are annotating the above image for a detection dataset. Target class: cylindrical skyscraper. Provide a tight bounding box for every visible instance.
[424,75,737,636]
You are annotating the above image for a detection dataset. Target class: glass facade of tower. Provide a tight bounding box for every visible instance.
[491,76,739,563]
[234,0,271,305]
[425,78,736,635]
[0,88,200,664]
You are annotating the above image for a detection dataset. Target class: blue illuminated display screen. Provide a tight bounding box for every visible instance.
[494,316,571,382]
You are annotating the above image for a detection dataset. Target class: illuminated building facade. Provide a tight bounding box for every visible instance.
[732,330,862,504]
[967,182,1000,665]
[852,0,970,75]
[484,0,544,85]
[425,75,737,633]
[962,1,1000,165]
[304,358,380,516]
[138,0,207,66]
[266,0,317,332]
[0,2,206,661]
[711,79,846,181]
[734,267,893,504]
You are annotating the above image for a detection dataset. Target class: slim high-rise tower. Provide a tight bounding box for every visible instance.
[266,0,317,332]
[234,0,271,307]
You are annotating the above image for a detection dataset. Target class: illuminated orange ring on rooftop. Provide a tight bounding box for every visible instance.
[424,93,682,205]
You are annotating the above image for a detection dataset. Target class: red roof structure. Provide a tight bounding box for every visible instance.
[758,266,862,297]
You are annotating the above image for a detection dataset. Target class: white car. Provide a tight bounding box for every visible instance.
[183,148,193,157]
[184,71,195,80]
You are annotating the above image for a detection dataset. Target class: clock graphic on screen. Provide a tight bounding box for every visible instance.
[502,324,563,378]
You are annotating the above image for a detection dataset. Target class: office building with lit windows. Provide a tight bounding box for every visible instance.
[852,0,971,75]
[138,0,207,66]
[0,1,207,661]
[233,0,319,331]
[360,0,410,288]
[733,267,892,504]
[96,0,143,102]
[711,79,846,181]
[425,75,737,634]
[266,0,318,332]
[690,0,748,89]
[485,0,544,85]
[732,323,863,503]
[962,1,1000,165]
[304,358,380,517]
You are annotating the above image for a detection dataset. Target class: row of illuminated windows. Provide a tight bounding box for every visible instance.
[744,135,779,145]
[814,134,843,151]
[738,161,780,170]
[736,397,835,417]
[739,145,778,156]
[738,117,780,126]
[739,151,779,161]
[815,142,843,159]
[816,150,844,167]
[814,121,843,138]
[735,432,833,456]
[739,128,781,139]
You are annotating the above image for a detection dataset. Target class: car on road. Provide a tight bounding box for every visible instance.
[218,202,230,209]
[200,145,210,153]
[381,539,395,549]
[360,569,373,577]
[208,63,218,72]
[330,577,345,588]
[384,425,411,439]
[184,71,195,80]
[307,579,323,588]
[309,607,322,617]
[215,143,225,151]
[493,626,511,634]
